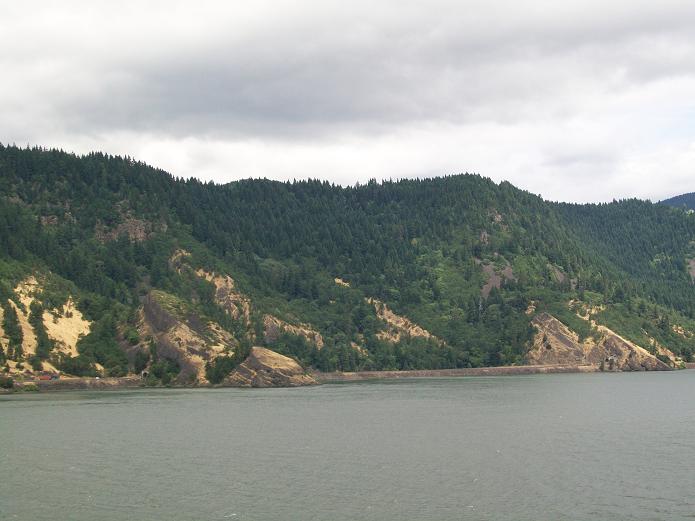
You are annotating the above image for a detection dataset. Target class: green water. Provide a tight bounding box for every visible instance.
[2,372,695,520]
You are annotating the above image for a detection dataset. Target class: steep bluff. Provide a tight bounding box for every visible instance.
[368,298,443,345]
[140,290,234,384]
[528,313,671,371]
[1,277,91,376]
[262,314,324,349]
[226,347,317,387]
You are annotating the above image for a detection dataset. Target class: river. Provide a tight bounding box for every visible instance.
[2,372,695,520]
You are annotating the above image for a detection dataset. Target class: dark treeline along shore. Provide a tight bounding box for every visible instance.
[1,144,695,389]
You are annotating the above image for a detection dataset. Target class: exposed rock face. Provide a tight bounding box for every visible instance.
[0,277,92,376]
[170,252,326,352]
[475,258,516,298]
[94,215,153,243]
[169,249,192,271]
[141,291,234,384]
[196,269,252,327]
[528,313,603,365]
[43,297,91,358]
[263,314,324,349]
[600,333,670,371]
[528,313,671,371]
[7,299,37,358]
[334,277,350,287]
[368,298,442,344]
[226,347,317,387]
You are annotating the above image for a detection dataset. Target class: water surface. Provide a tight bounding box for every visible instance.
[2,372,695,520]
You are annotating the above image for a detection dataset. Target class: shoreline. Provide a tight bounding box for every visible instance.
[314,364,599,382]
[2,364,598,393]
[3,363,690,393]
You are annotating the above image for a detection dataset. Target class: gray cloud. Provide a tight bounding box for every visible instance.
[1,0,695,202]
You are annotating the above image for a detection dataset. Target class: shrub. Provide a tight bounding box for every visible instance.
[133,350,150,373]
[29,355,43,371]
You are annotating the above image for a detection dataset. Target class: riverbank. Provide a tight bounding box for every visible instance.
[1,376,144,393]
[4,362,687,393]
[314,364,599,382]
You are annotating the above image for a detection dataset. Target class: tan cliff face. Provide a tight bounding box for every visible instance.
[334,277,350,287]
[171,251,251,325]
[1,277,91,375]
[335,277,441,347]
[528,313,671,371]
[368,298,443,345]
[169,249,192,271]
[195,269,253,328]
[262,314,324,349]
[7,299,38,359]
[42,297,90,358]
[226,347,317,387]
[176,252,325,350]
[139,291,236,384]
[195,270,325,352]
[527,313,603,366]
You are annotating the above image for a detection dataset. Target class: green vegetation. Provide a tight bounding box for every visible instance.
[2,302,23,361]
[661,193,695,211]
[29,301,53,362]
[1,144,695,376]
[149,358,181,385]
[205,339,252,384]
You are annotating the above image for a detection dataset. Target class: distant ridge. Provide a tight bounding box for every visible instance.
[661,192,695,211]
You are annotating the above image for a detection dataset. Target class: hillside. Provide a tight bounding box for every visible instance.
[1,144,695,384]
[661,192,695,211]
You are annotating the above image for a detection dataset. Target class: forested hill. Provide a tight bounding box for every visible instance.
[661,192,695,211]
[2,144,695,382]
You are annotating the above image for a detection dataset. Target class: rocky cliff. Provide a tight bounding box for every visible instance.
[528,313,672,371]
[226,347,317,387]
[139,290,235,384]
[1,277,92,377]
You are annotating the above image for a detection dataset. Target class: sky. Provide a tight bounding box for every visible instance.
[1,0,695,203]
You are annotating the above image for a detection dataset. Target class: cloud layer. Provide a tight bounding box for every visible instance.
[2,0,695,201]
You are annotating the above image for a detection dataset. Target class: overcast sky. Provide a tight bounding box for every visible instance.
[2,1,694,202]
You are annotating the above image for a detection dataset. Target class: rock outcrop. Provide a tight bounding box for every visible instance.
[527,313,603,365]
[226,347,317,387]
[368,298,443,344]
[140,290,234,384]
[475,258,516,298]
[263,314,324,349]
[195,269,252,327]
[43,297,90,358]
[528,313,671,371]
[600,332,670,371]
[1,277,91,376]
